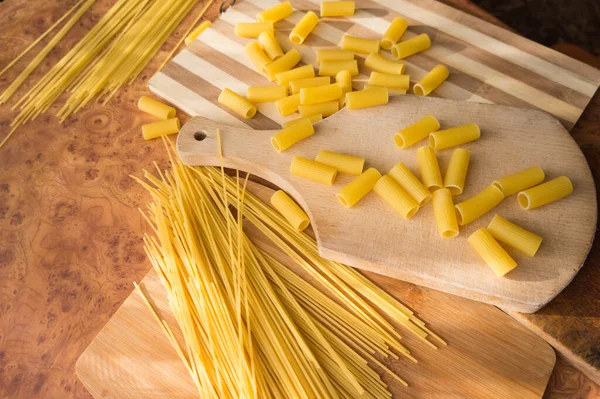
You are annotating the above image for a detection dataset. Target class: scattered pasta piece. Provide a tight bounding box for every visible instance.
[414,65,449,96]
[518,176,573,210]
[271,118,315,152]
[389,162,432,206]
[493,167,545,196]
[271,190,311,231]
[368,72,410,90]
[335,70,353,106]
[416,146,443,191]
[381,17,408,50]
[290,156,338,185]
[258,31,284,60]
[341,35,380,54]
[321,1,355,17]
[455,185,504,226]
[394,116,440,148]
[142,118,180,140]
[245,42,272,73]
[138,96,176,120]
[364,52,406,75]
[218,88,256,118]
[276,65,315,86]
[299,100,339,117]
[247,85,287,103]
[185,21,211,45]
[276,93,301,116]
[345,87,388,109]
[257,1,293,23]
[443,148,471,195]
[235,22,273,38]
[468,228,517,277]
[289,76,331,94]
[337,168,381,208]
[282,114,322,128]
[374,175,420,219]
[300,83,343,105]
[429,123,480,150]
[392,33,431,60]
[319,59,359,76]
[316,150,365,175]
[432,189,459,238]
[488,215,543,257]
[290,11,319,44]
[316,49,354,63]
[264,49,302,81]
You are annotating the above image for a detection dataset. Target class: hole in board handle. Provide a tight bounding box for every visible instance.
[194,131,207,141]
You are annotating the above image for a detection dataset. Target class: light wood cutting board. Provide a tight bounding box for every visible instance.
[176,96,597,313]
[76,207,556,399]
[148,0,600,131]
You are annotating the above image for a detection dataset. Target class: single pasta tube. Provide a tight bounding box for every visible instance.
[373,175,419,219]
[518,176,573,210]
[289,76,330,94]
[276,64,315,86]
[290,11,319,44]
[235,22,273,38]
[429,123,480,150]
[394,116,440,148]
[493,167,545,196]
[245,42,272,73]
[414,65,449,96]
[363,84,406,94]
[300,83,343,105]
[392,33,431,60]
[368,72,409,90]
[488,215,543,257]
[388,162,431,206]
[364,52,406,75]
[443,148,470,195]
[258,31,284,60]
[247,85,287,103]
[316,49,354,63]
[315,150,364,175]
[275,93,301,116]
[271,118,315,152]
[341,34,380,54]
[432,189,459,238]
[142,118,180,140]
[319,59,359,76]
[337,168,381,208]
[185,21,211,45]
[455,184,504,226]
[468,228,517,277]
[416,146,443,191]
[345,87,388,109]
[264,49,302,81]
[335,69,352,106]
[218,88,257,119]
[299,100,339,117]
[138,96,176,119]
[380,17,408,50]
[257,1,293,23]
[321,1,355,17]
[270,190,310,231]
[282,114,322,128]
[290,156,338,185]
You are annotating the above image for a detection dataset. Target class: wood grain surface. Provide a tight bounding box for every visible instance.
[0,0,599,398]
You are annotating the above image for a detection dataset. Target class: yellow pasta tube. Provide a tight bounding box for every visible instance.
[432,189,459,238]
[276,64,315,86]
[392,33,431,60]
[414,65,449,96]
[245,42,272,73]
[142,118,181,140]
[380,17,408,50]
[257,1,293,23]
[388,162,431,206]
[300,83,342,105]
[455,184,504,226]
[368,72,409,89]
[492,167,545,196]
[247,85,287,103]
[290,156,338,185]
[364,52,406,75]
[289,76,330,94]
[321,1,355,16]
[315,150,364,175]
[517,176,573,210]
[185,21,212,45]
[264,49,302,81]
[394,115,440,148]
[235,22,273,38]
[335,69,352,106]
[138,96,176,120]
[319,59,359,76]
[271,117,315,152]
[282,114,322,128]
[443,148,470,195]
[316,49,354,63]
[487,215,543,257]
[337,168,381,208]
[298,100,339,117]
[218,88,257,119]
[429,123,480,150]
[258,31,283,60]
[345,87,388,109]
[341,35,380,54]
[363,84,406,94]
[468,228,517,277]
[271,190,310,231]
[289,11,319,45]
[373,175,419,219]
[275,93,301,116]
[416,146,442,191]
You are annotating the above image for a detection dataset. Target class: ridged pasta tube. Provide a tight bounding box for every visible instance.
[493,167,545,196]
[455,185,504,226]
[337,168,381,208]
[271,118,315,152]
[299,100,339,117]
[257,1,293,23]
[316,49,354,63]
[364,52,406,75]
[416,146,442,191]
[142,118,180,140]
[487,215,543,257]
[247,85,287,103]
[394,116,440,148]
[276,93,301,116]
[218,88,256,119]
[432,189,459,238]
[414,65,449,96]
[300,83,343,105]
[319,59,359,76]
[388,162,431,206]
[443,148,470,195]
[290,11,319,44]
[368,72,409,90]
[271,190,310,231]
[282,114,322,128]
[185,21,211,45]
[245,42,272,73]
[316,150,364,175]
[276,64,315,86]
[392,33,431,60]
[289,76,330,94]
[429,123,480,150]
[468,228,517,277]
[138,96,176,119]
[345,87,388,109]
[341,35,379,54]
[373,175,419,219]
[380,17,408,50]
[264,49,302,81]
[335,70,352,106]
[258,31,284,60]
[321,1,355,16]
[235,22,273,38]
[290,156,338,185]
[517,176,573,210]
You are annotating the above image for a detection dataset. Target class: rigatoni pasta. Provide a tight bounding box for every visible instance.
[493,167,545,196]
[290,156,338,185]
[518,176,573,210]
[487,215,543,257]
[394,116,440,148]
[276,64,315,86]
[368,72,409,90]
[257,1,293,23]
[247,85,287,102]
[299,100,339,117]
[235,22,273,38]
[416,146,443,191]
[290,76,330,94]
[388,162,432,206]
[271,118,315,152]
[218,88,256,119]
[373,175,419,219]
[258,31,284,60]
[185,21,211,45]
[336,70,352,105]
[341,35,380,54]
[455,184,504,226]
[468,228,517,277]
[321,1,355,16]
[414,65,449,96]
[380,17,408,50]
[138,96,176,119]
[316,49,354,63]
[300,83,343,105]
[264,49,302,81]
[392,33,431,60]
[290,11,319,44]
[245,42,272,73]
[345,87,388,109]
[316,150,364,175]
[319,59,359,76]
[432,189,459,238]
[282,113,322,128]
[364,52,406,75]
[429,123,480,150]
[142,118,180,140]
[443,148,470,195]
[337,168,381,208]
[275,93,301,116]
[271,190,310,232]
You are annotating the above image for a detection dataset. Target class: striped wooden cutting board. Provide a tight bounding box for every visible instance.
[149,0,600,131]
